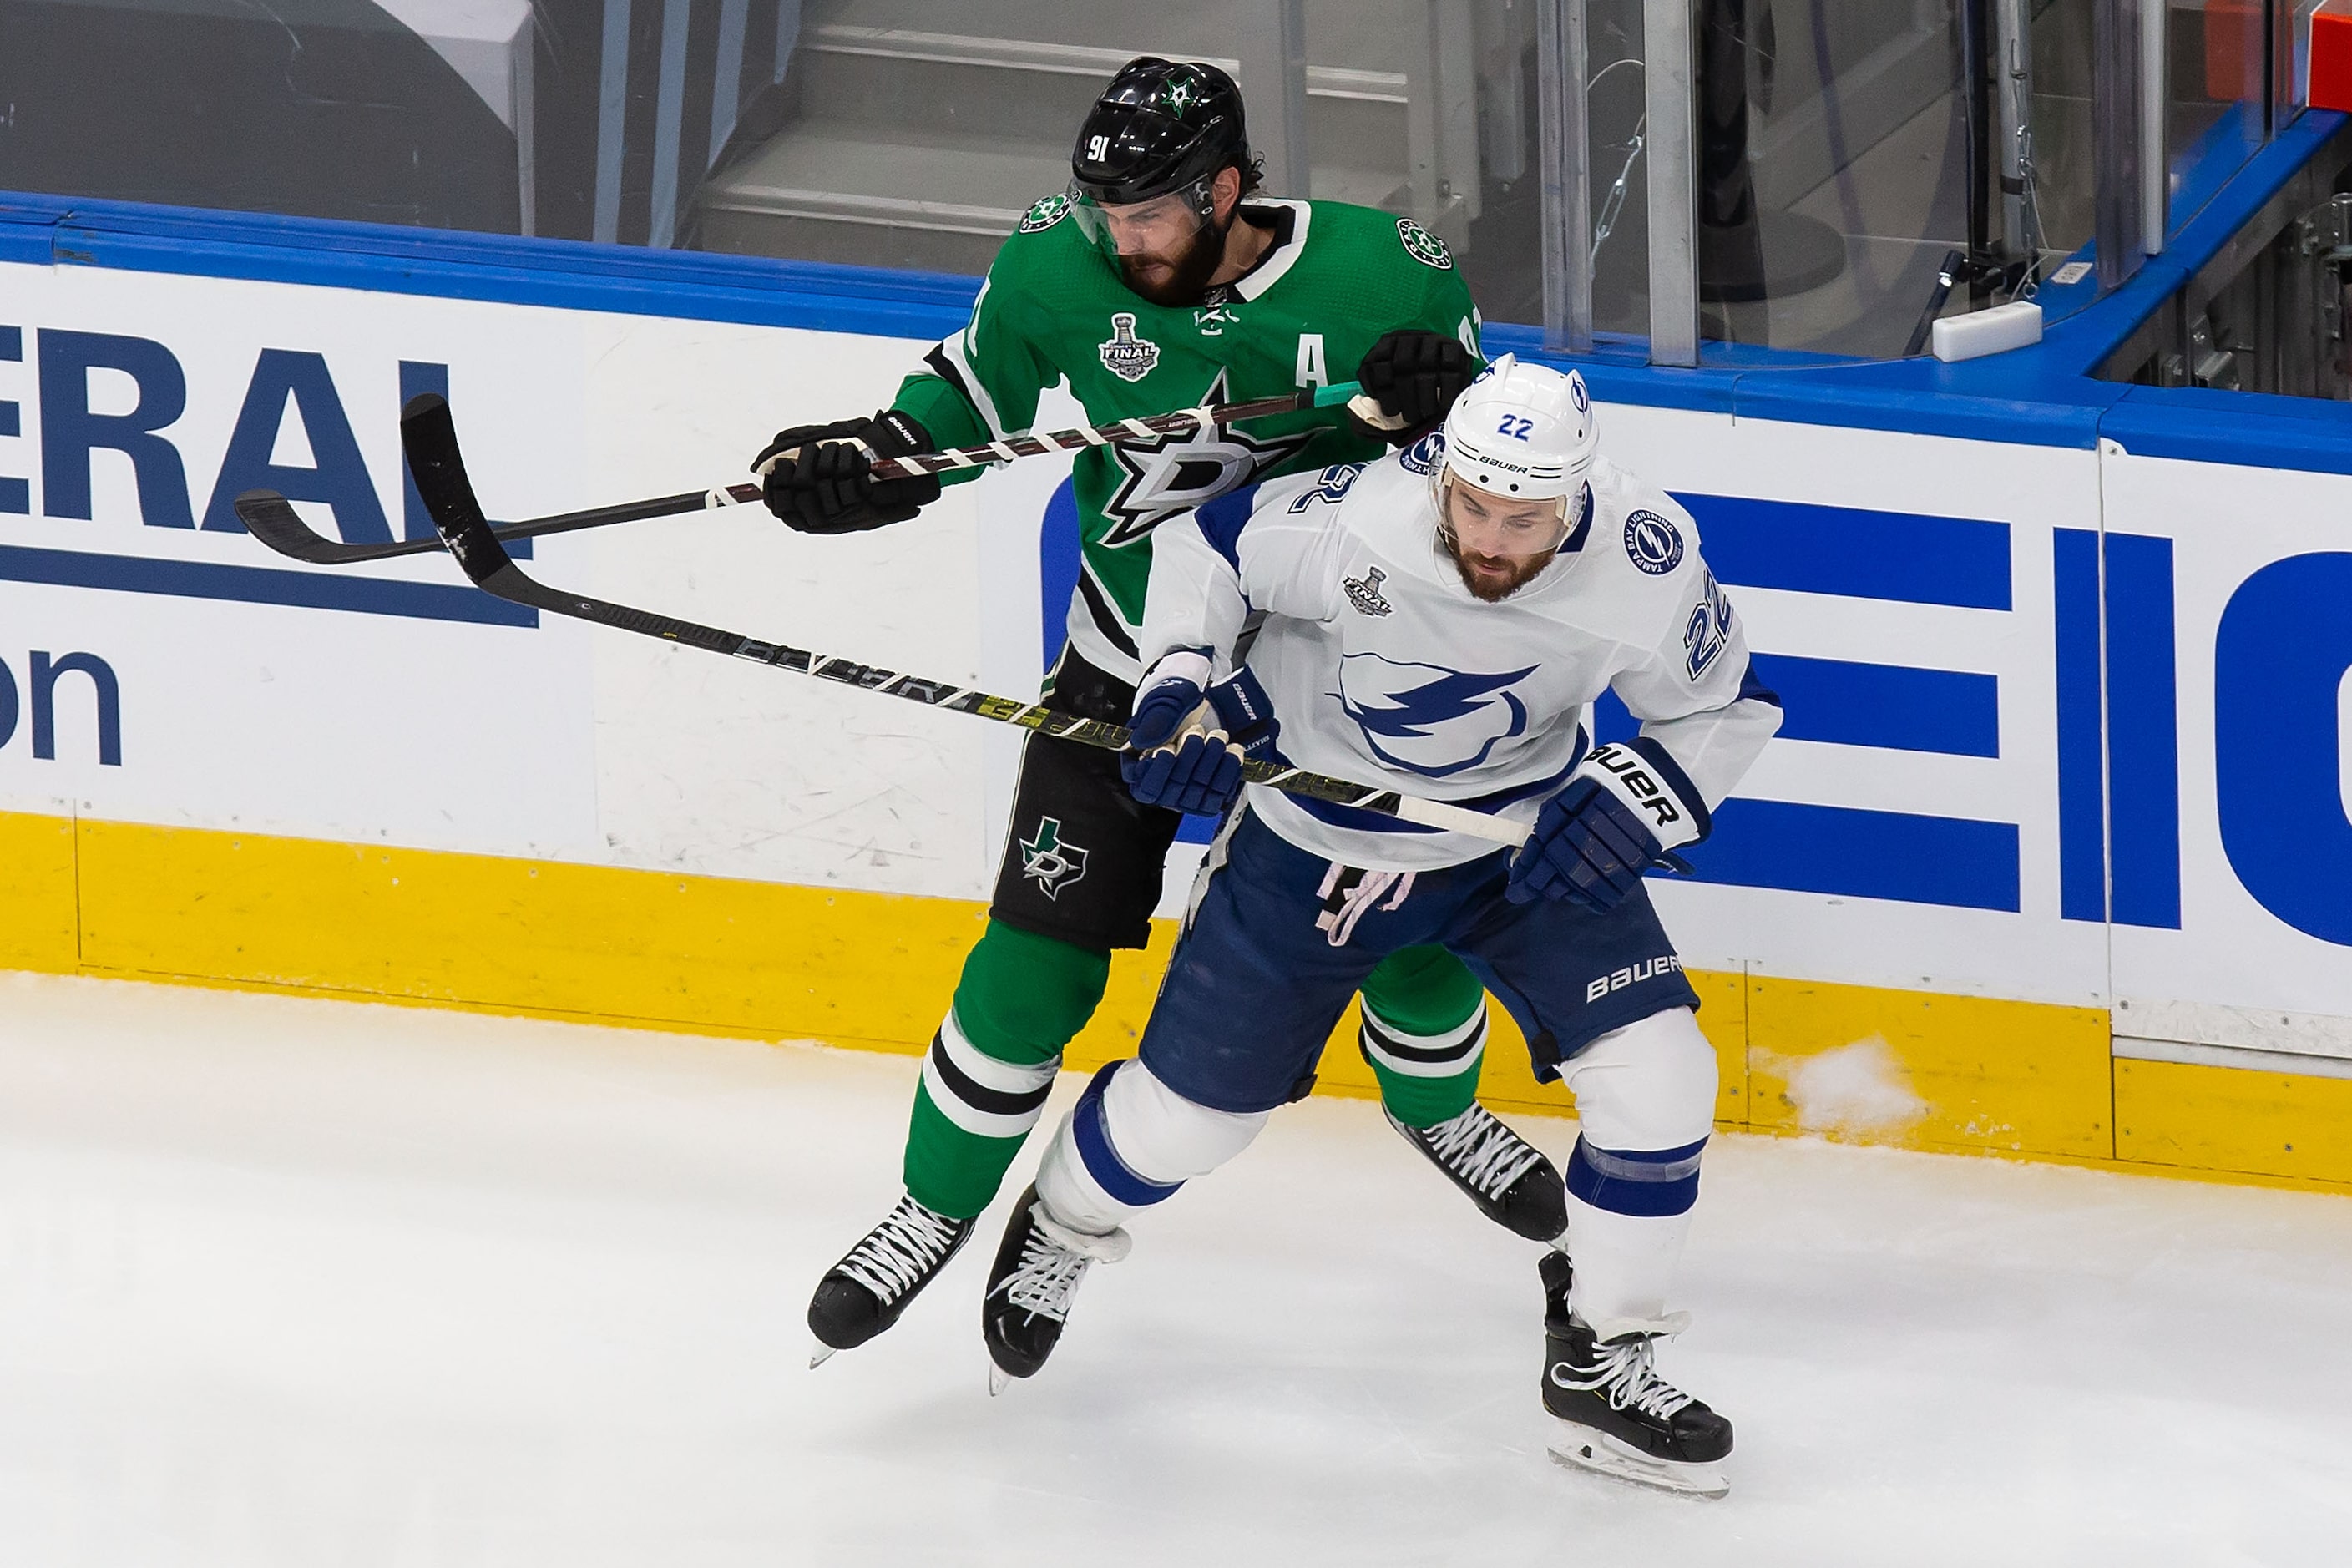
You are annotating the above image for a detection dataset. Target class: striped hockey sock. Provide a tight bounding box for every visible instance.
[1358,999,1490,1128]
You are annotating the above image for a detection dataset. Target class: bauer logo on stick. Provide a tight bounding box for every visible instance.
[1099,314,1162,382]
[1019,817,1090,899]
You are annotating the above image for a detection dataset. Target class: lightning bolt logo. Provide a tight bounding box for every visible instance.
[1335,654,1539,778]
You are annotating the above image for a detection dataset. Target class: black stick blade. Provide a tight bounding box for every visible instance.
[232,490,357,564]
[400,392,509,585]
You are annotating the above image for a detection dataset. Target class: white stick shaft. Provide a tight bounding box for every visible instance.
[1388,794,1533,847]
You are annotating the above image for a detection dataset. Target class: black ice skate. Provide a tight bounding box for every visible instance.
[1539,1250,1732,1498]
[1386,1103,1567,1241]
[807,1193,974,1366]
[981,1183,1130,1393]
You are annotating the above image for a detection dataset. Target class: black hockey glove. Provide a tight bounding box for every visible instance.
[752,409,940,534]
[1351,330,1481,445]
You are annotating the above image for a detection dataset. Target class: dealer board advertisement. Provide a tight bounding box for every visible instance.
[0,251,2345,1041]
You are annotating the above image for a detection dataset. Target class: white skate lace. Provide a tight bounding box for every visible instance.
[836,1196,963,1305]
[1554,1334,1697,1423]
[1415,1105,1545,1198]
[992,1208,1130,1324]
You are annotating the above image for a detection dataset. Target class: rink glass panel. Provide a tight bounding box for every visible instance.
[5,0,2309,362]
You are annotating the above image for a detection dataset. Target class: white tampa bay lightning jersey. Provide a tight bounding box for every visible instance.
[1141,434,1784,872]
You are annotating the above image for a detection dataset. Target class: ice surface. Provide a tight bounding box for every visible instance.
[0,971,2346,1566]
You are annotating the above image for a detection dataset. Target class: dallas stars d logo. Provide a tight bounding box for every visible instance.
[1163,78,1199,115]
[1097,369,1317,547]
[1019,816,1090,900]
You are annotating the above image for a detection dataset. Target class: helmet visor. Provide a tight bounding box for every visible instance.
[1066,179,1217,263]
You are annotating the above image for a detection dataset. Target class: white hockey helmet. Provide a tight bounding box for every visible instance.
[1438,354,1598,503]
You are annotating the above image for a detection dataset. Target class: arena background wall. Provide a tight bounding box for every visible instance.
[0,195,2346,1194]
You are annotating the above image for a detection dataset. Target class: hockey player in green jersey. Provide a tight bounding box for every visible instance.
[758,58,1567,1366]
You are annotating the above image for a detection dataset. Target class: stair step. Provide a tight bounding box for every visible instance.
[695,119,1402,275]
[807,0,1428,76]
[806,24,1404,100]
[793,28,1408,176]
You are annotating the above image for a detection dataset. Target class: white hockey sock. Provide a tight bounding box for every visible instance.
[1561,1193,1696,1339]
[1035,1060,1270,1236]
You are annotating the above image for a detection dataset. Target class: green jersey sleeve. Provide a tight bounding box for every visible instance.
[1409,229,1483,359]
[890,216,1067,483]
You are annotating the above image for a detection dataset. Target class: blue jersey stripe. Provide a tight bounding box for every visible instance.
[1192,484,1261,571]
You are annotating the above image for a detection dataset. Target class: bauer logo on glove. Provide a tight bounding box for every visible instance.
[1506,739,1711,913]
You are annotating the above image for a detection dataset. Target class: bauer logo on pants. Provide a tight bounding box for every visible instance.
[1019,817,1090,899]
[1585,955,1684,1004]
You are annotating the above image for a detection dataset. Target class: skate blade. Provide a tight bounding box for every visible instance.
[808,1339,838,1370]
[987,1363,1013,1398]
[1548,1429,1728,1500]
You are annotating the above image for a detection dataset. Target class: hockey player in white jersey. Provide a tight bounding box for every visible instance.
[977,357,1782,1498]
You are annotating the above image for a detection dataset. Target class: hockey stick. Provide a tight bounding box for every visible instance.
[235,483,766,567]
[780,377,1382,479]
[381,392,1529,850]
[234,380,1378,569]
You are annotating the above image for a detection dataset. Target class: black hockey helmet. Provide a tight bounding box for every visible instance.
[1069,57,1253,210]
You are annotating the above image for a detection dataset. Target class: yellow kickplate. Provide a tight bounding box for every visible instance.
[2117,1058,2352,1185]
[0,809,78,974]
[45,809,2352,1195]
[73,817,984,1049]
[1746,974,2112,1159]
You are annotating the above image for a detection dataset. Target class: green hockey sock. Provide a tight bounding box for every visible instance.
[901,920,1110,1218]
[1358,944,1490,1129]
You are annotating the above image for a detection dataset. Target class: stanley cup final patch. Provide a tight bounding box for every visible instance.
[1099,313,1162,382]
[1019,816,1090,899]
[1343,564,1394,617]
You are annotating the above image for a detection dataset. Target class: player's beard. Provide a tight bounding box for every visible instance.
[1118,213,1232,306]
[1443,534,1556,602]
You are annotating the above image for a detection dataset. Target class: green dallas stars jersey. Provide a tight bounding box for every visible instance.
[892,195,1481,685]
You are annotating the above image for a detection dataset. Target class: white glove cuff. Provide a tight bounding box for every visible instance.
[1135,650,1214,711]
[1571,741,1707,852]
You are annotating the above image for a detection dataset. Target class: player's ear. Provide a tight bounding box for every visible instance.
[1211,164,1242,221]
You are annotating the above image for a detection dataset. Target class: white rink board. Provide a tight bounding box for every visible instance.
[0,260,2347,1025]
[0,262,1036,901]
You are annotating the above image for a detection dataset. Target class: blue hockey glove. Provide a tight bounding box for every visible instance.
[1507,741,1709,912]
[1507,777,1661,911]
[1203,665,1282,763]
[1125,731,1245,816]
[1122,653,1256,817]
